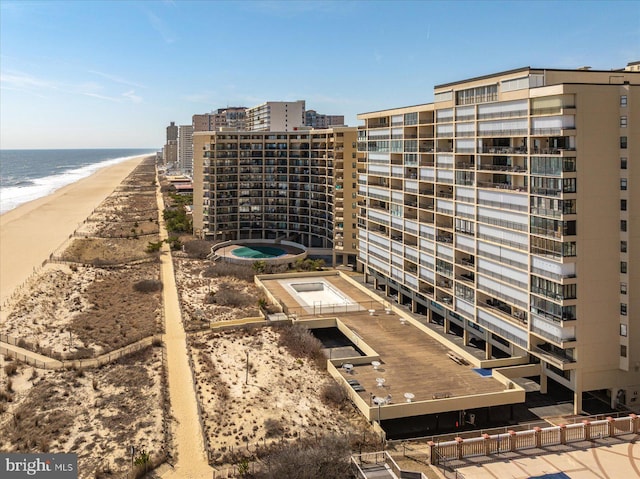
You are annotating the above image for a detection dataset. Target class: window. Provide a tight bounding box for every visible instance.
[621,241,627,253]
[621,262,628,274]
[621,136,628,149]
[621,324,628,337]
[621,157,627,170]
[621,283,627,294]
[621,178,627,190]
[621,220,627,232]
[621,345,627,358]
[620,116,628,128]
[621,95,628,107]
[621,304,628,316]
[621,199,627,211]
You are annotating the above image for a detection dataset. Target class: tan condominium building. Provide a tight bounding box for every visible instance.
[357,65,638,414]
[192,127,359,266]
[246,100,306,132]
[193,107,248,132]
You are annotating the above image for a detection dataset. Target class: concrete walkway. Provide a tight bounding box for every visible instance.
[155,183,213,478]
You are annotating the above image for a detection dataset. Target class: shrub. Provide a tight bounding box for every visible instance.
[264,418,284,438]
[133,279,163,293]
[163,208,191,233]
[321,381,349,407]
[4,362,18,376]
[209,283,253,307]
[202,263,254,282]
[276,324,326,369]
[145,241,163,253]
[183,239,217,259]
[165,236,182,251]
[254,434,350,479]
[0,388,13,402]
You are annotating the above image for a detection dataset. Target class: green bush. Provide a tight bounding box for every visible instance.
[145,241,163,253]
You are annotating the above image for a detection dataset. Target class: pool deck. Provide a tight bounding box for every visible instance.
[259,273,513,411]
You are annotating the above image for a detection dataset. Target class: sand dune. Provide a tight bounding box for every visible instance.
[0,156,148,308]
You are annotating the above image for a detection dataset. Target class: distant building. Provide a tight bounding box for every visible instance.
[178,125,194,174]
[166,121,178,141]
[192,127,358,266]
[305,109,345,128]
[624,61,640,72]
[163,140,177,165]
[192,107,247,132]
[246,100,305,132]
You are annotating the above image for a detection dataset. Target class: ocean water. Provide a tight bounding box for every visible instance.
[0,149,156,214]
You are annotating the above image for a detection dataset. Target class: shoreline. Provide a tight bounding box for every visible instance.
[0,154,151,307]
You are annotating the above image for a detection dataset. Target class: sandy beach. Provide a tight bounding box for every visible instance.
[0,155,149,307]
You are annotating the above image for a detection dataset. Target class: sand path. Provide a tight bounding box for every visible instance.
[0,156,147,308]
[156,179,213,478]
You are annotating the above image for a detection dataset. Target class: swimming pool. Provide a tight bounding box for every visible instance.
[231,245,286,259]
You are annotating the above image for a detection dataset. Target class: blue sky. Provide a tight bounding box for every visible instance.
[1,0,638,149]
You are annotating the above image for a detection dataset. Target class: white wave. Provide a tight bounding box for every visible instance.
[0,154,146,215]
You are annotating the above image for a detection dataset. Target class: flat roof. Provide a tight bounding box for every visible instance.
[258,273,522,418]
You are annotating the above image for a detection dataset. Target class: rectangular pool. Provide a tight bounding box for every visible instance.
[283,279,362,314]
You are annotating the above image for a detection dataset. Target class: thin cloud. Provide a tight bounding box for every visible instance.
[122,90,143,103]
[82,92,122,102]
[146,10,177,44]
[89,70,146,89]
[0,71,55,90]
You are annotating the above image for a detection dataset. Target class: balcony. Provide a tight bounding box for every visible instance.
[436,232,453,244]
[534,343,576,366]
[477,181,527,192]
[479,146,527,155]
[477,164,527,173]
[456,272,475,284]
[479,299,528,327]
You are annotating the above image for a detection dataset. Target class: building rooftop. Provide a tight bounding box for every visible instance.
[257,272,524,421]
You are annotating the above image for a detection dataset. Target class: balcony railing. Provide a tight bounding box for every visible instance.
[477,181,527,192]
[479,146,527,155]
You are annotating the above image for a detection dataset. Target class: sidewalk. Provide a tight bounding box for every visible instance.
[155,181,213,478]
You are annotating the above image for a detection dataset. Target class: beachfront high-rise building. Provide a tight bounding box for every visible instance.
[166,121,178,141]
[193,107,248,132]
[357,65,639,414]
[192,127,359,266]
[178,125,194,174]
[246,101,306,132]
[305,110,345,129]
[163,140,178,166]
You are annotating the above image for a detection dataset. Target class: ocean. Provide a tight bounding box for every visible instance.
[0,149,157,214]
